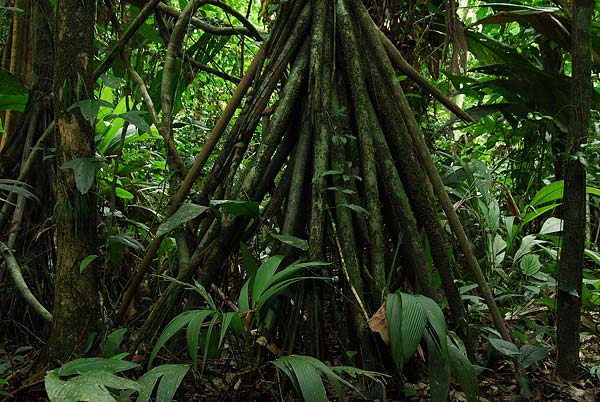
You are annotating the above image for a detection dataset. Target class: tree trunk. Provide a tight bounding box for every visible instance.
[48,0,99,362]
[556,0,592,380]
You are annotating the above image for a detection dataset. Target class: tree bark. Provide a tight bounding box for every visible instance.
[556,0,592,380]
[48,0,99,362]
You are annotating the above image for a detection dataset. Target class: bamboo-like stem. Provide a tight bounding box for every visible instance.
[337,0,386,294]
[355,0,510,341]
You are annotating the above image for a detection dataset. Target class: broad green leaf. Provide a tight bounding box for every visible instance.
[531,181,563,206]
[69,99,114,125]
[540,217,563,234]
[256,277,321,310]
[238,280,250,312]
[447,341,479,402]
[386,293,404,371]
[202,315,220,370]
[219,312,237,348]
[514,235,541,262]
[210,199,259,217]
[400,293,427,363]
[149,310,197,367]
[522,203,560,225]
[60,157,106,194]
[585,249,600,266]
[252,255,285,303]
[520,254,542,276]
[115,187,134,200]
[415,295,447,357]
[488,338,521,356]
[0,68,28,111]
[156,204,209,237]
[79,254,98,273]
[102,328,128,358]
[135,364,189,402]
[56,358,137,376]
[46,368,140,402]
[518,344,547,368]
[270,232,309,251]
[106,110,151,135]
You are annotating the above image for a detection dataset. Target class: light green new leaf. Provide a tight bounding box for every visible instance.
[156,204,209,237]
[540,217,563,234]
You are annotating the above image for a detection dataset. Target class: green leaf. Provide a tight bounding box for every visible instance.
[115,187,134,200]
[0,179,39,203]
[185,310,214,369]
[108,233,144,251]
[252,255,286,304]
[56,358,138,376]
[339,203,369,217]
[46,367,141,402]
[531,180,563,207]
[447,339,478,402]
[135,364,189,402]
[156,204,209,237]
[514,235,542,262]
[386,293,404,371]
[240,242,258,278]
[102,328,128,358]
[425,330,450,402]
[518,344,547,368]
[522,203,560,225]
[540,217,563,234]
[488,338,521,356]
[79,254,98,273]
[60,157,106,194]
[149,310,197,368]
[415,295,447,358]
[210,199,259,217]
[399,293,427,364]
[106,110,152,135]
[519,254,542,276]
[0,68,28,111]
[69,99,114,125]
[270,232,309,251]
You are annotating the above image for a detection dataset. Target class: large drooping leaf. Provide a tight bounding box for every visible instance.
[101,328,128,358]
[519,254,542,276]
[149,310,198,368]
[447,338,479,402]
[185,310,214,369]
[60,157,107,194]
[251,255,286,302]
[425,329,451,402]
[209,199,259,217]
[156,204,209,237]
[399,293,428,364]
[105,110,152,135]
[135,364,189,402]
[269,232,309,251]
[69,99,114,125]
[386,293,404,371]
[0,68,28,111]
[518,344,548,368]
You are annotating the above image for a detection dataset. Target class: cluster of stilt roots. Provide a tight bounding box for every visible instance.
[128,0,511,364]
